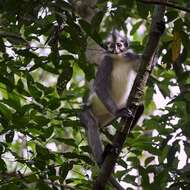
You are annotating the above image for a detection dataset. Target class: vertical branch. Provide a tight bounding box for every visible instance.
[93,4,166,190]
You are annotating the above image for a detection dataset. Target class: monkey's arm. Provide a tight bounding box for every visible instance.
[125,52,141,72]
[94,55,118,115]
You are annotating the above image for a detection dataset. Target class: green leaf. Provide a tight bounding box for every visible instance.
[118,0,134,9]
[36,144,49,156]
[16,49,38,59]
[55,138,77,147]
[56,0,72,11]
[0,31,28,45]
[168,91,190,104]
[49,50,60,66]
[139,166,150,187]
[47,164,56,177]
[145,156,155,166]
[181,31,190,50]
[2,93,21,111]
[0,143,6,155]
[79,145,90,153]
[144,87,154,107]
[136,2,150,18]
[12,114,29,128]
[41,64,59,74]
[33,115,50,126]
[0,76,14,92]
[26,73,35,86]
[157,82,170,98]
[0,158,7,172]
[62,120,81,128]
[36,83,54,95]
[0,38,5,52]
[16,79,30,96]
[57,66,73,95]
[59,162,73,181]
[37,181,52,190]
[28,60,43,72]
[130,20,143,35]
[123,174,138,186]
[166,10,179,23]
[1,183,19,190]
[0,102,12,120]
[127,156,140,166]
[43,126,54,138]
[48,98,61,110]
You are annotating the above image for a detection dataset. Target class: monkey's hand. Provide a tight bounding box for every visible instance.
[116,108,134,119]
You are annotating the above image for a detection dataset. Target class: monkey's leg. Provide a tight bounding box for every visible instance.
[80,110,124,190]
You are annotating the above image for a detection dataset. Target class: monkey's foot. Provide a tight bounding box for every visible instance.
[100,143,120,165]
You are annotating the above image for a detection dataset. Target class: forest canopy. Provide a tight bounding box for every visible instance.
[0,0,190,189]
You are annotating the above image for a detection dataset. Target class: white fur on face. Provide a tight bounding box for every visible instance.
[105,32,128,54]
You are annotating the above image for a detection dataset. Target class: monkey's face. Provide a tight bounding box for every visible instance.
[104,31,128,54]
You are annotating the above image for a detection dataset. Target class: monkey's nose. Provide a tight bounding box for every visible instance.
[114,48,119,54]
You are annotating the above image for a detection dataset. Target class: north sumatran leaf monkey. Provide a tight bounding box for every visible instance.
[80,29,144,165]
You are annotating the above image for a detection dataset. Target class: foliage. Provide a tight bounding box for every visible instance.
[0,0,190,189]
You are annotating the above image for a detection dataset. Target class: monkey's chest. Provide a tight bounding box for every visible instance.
[111,61,136,107]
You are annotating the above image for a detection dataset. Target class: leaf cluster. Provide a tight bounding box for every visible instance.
[0,0,190,190]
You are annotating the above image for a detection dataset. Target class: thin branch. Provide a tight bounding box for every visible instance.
[0,171,75,190]
[173,49,186,93]
[93,3,166,190]
[140,0,190,13]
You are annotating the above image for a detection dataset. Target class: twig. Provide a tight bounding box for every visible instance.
[140,0,190,13]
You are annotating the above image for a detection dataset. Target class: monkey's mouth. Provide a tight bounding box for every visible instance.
[112,49,125,55]
[111,51,125,55]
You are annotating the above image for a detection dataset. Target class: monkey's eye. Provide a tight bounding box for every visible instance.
[116,43,122,48]
[124,41,128,48]
[110,43,115,49]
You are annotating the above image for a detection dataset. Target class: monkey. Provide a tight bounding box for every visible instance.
[79,19,165,190]
[80,29,144,166]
